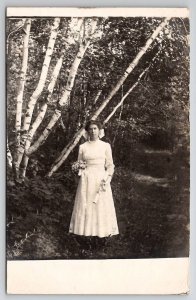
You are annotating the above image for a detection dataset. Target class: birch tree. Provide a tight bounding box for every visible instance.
[47,18,170,176]
[24,20,85,152]
[26,18,98,156]
[9,19,31,176]
[20,58,63,178]
[7,139,13,168]
[18,18,85,177]
[15,17,60,175]
[15,19,31,149]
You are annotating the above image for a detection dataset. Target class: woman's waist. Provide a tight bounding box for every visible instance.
[86,163,105,173]
[86,159,105,166]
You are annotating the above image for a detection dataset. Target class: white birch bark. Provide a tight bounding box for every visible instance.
[27,18,98,156]
[20,20,84,177]
[21,155,29,178]
[15,18,31,147]
[20,53,64,177]
[20,19,90,177]
[7,139,13,168]
[93,89,103,105]
[16,17,60,170]
[25,17,84,151]
[27,55,63,144]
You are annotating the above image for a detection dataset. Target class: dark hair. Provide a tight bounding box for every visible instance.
[85,120,103,131]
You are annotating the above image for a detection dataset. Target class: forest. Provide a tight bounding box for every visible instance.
[6,16,189,259]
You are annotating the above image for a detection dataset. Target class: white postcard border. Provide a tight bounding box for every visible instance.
[7,7,189,18]
[7,258,189,294]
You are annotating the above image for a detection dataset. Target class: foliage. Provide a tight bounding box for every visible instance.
[7,168,76,259]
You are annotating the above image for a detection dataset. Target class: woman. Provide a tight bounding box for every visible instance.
[69,120,119,246]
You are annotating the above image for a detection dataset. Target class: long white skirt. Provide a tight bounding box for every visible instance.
[69,165,119,237]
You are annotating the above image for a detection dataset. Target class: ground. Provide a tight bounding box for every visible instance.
[6,145,189,260]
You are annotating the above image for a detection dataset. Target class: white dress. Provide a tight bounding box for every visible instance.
[69,139,119,237]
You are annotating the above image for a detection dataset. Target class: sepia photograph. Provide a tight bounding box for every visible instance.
[6,8,190,293]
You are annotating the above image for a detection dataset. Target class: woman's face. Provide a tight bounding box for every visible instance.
[88,124,100,140]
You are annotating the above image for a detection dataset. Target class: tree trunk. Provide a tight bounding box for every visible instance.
[7,139,13,168]
[47,18,170,176]
[112,85,124,146]
[25,53,64,148]
[27,18,98,156]
[22,64,63,178]
[20,155,29,178]
[91,17,170,121]
[22,57,62,177]
[18,18,85,178]
[15,19,31,148]
[93,89,103,105]
[12,19,31,177]
[21,23,81,169]
[16,17,60,173]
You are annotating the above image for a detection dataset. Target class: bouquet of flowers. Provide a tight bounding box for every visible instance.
[71,160,87,176]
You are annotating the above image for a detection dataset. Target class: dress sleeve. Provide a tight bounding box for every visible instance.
[77,144,83,161]
[105,143,115,176]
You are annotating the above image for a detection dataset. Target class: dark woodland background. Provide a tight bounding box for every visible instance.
[6,17,189,259]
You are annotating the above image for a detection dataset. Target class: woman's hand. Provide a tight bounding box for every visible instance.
[100,179,107,191]
[103,175,112,185]
[100,175,112,191]
[105,175,112,184]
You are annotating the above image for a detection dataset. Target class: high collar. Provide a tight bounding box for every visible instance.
[88,138,100,143]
